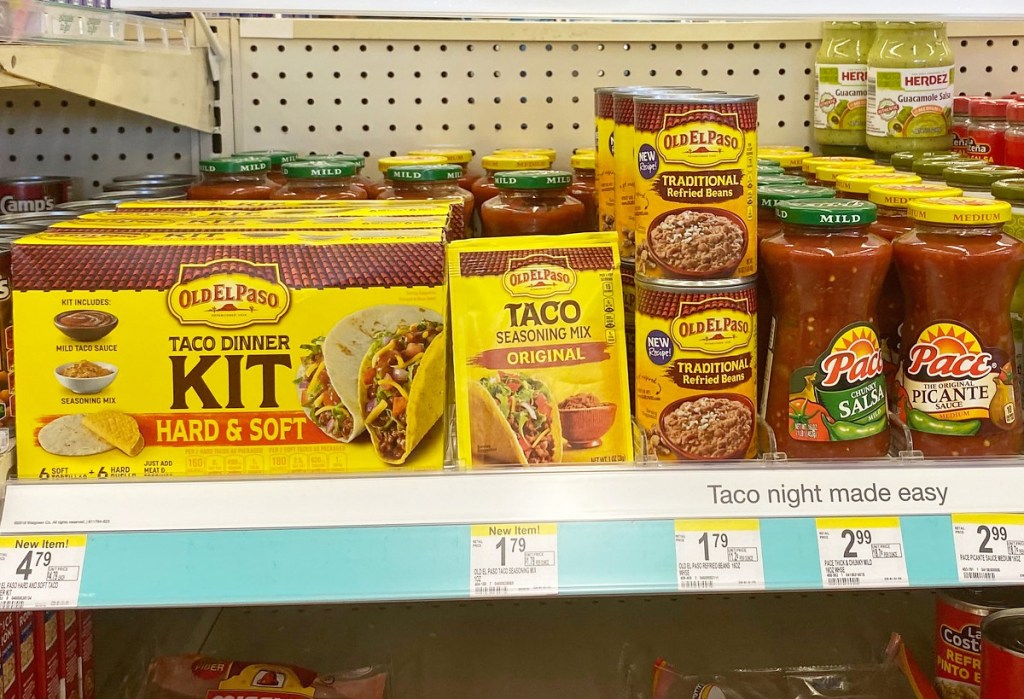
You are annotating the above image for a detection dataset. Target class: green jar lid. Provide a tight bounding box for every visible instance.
[298,153,366,168]
[281,159,357,179]
[757,159,779,168]
[775,198,877,226]
[944,164,1024,188]
[913,155,975,177]
[757,165,785,176]
[993,178,1024,204]
[387,164,464,182]
[199,156,271,174]
[819,144,875,159]
[758,185,835,208]
[235,150,298,167]
[891,150,954,171]
[494,170,573,189]
[758,174,807,186]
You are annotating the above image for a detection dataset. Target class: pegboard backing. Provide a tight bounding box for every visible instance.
[0,91,199,198]
[230,20,1024,169]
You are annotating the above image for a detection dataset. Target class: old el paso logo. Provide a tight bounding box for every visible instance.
[819,326,883,388]
[905,323,993,379]
[502,255,577,299]
[672,299,752,355]
[168,259,291,329]
[657,110,744,166]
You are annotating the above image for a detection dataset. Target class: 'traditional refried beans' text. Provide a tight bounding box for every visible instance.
[662,396,753,458]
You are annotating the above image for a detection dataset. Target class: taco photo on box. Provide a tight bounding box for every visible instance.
[470,372,564,465]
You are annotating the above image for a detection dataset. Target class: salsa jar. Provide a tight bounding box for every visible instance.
[815,163,895,186]
[758,148,812,176]
[234,150,298,186]
[271,160,367,200]
[493,147,557,165]
[757,165,785,177]
[866,22,955,154]
[814,21,875,149]
[758,174,807,186]
[893,197,1024,456]
[952,95,974,156]
[1007,102,1024,169]
[374,155,446,200]
[801,156,874,186]
[188,156,277,200]
[762,199,891,459]
[835,171,922,199]
[408,147,478,189]
[297,154,372,198]
[569,151,598,230]
[479,170,587,237]
[965,99,1012,163]
[378,163,475,234]
[471,153,550,209]
[992,178,1024,399]
[944,163,1024,197]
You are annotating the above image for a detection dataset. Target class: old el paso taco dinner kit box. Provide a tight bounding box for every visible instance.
[13,227,448,479]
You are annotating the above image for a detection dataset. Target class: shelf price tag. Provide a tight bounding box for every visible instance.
[0,535,87,609]
[674,519,765,591]
[470,523,557,597]
[952,514,1024,583]
[816,517,908,588]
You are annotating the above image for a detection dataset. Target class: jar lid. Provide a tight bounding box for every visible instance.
[757,174,807,186]
[909,196,1012,225]
[493,147,558,163]
[387,164,464,182]
[298,153,366,168]
[757,185,835,208]
[868,183,964,208]
[408,148,474,164]
[759,145,807,153]
[801,156,874,174]
[570,152,595,170]
[481,153,551,171]
[969,99,1011,119]
[992,178,1024,204]
[775,198,877,226]
[756,165,785,176]
[199,156,271,174]
[494,170,573,189]
[891,150,954,172]
[377,154,447,174]
[1009,102,1024,124]
[281,159,358,179]
[953,96,973,116]
[836,172,922,194]
[815,164,895,183]
[573,146,596,154]
[235,150,298,166]
[758,150,811,168]
[913,156,976,177]
[944,164,1024,187]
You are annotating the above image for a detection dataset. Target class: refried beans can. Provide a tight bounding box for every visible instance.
[635,276,757,461]
[634,93,758,280]
[621,258,636,412]
[981,609,1024,698]
[0,177,71,216]
[935,588,1024,699]
[595,87,617,234]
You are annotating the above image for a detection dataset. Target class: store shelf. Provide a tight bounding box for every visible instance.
[0,42,215,131]
[1,462,1022,608]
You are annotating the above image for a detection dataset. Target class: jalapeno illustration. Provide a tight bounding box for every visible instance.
[824,415,889,442]
[907,409,981,437]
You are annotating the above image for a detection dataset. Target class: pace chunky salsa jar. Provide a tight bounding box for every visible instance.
[893,197,1024,456]
[758,174,807,186]
[992,179,1024,405]
[374,155,446,200]
[479,170,587,237]
[188,156,277,200]
[569,151,598,231]
[761,199,891,459]
[471,153,550,209]
[272,160,368,200]
[297,154,372,198]
[408,147,478,189]
[378,164,475,235]
[235,150,298,185]
[834,171,922,199]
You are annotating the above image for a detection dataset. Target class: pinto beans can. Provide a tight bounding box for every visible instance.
[621,259,636,412]
[595,87,617,234]
[0,177,72,215]
[634,94,758,280]
[636,276,757,461]
[981,609,1024,699]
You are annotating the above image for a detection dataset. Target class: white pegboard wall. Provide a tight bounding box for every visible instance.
[0,91,198,197]
[230,22,1024,169]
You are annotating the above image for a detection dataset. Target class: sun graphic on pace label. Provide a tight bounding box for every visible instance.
[918,323,981,356]
[829,325,880,357]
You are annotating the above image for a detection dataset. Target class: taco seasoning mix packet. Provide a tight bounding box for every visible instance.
[448,232,633,466]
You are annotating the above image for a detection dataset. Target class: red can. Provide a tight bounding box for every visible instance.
[76,612,94,699]
[33,611,59,699]
[0,177,71,215]
[935,589,1024,699]
[981,608,1024,698]
[57,612,80,699]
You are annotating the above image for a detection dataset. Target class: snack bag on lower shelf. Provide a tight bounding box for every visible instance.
[140,656,388,699]
[651,633,937,699]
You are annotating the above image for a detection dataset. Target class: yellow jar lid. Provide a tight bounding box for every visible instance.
[407,148,474,164]
[835,172,921,194]
[570,152,596,170]
[801,156,875,174]
[481,153,551,171]
[493,147,557,163]
[759,145,807,154]
[377,154,446,173]
[868,183,964,208]
[758,150,812,168]
[573,146,596,154]
[816,164,894,183]
[908,196,1012,225]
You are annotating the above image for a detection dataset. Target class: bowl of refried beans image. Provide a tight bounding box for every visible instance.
[645,207,748,278]
[658,393,754,460]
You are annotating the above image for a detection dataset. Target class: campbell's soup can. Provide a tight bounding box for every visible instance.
[981,608,1024,698]
[0,177,71,216]
[635,276,757,461]
[0,239,13,428]
[621,259,636,411]
[936,588,1024,699]
[634,93,758,280]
